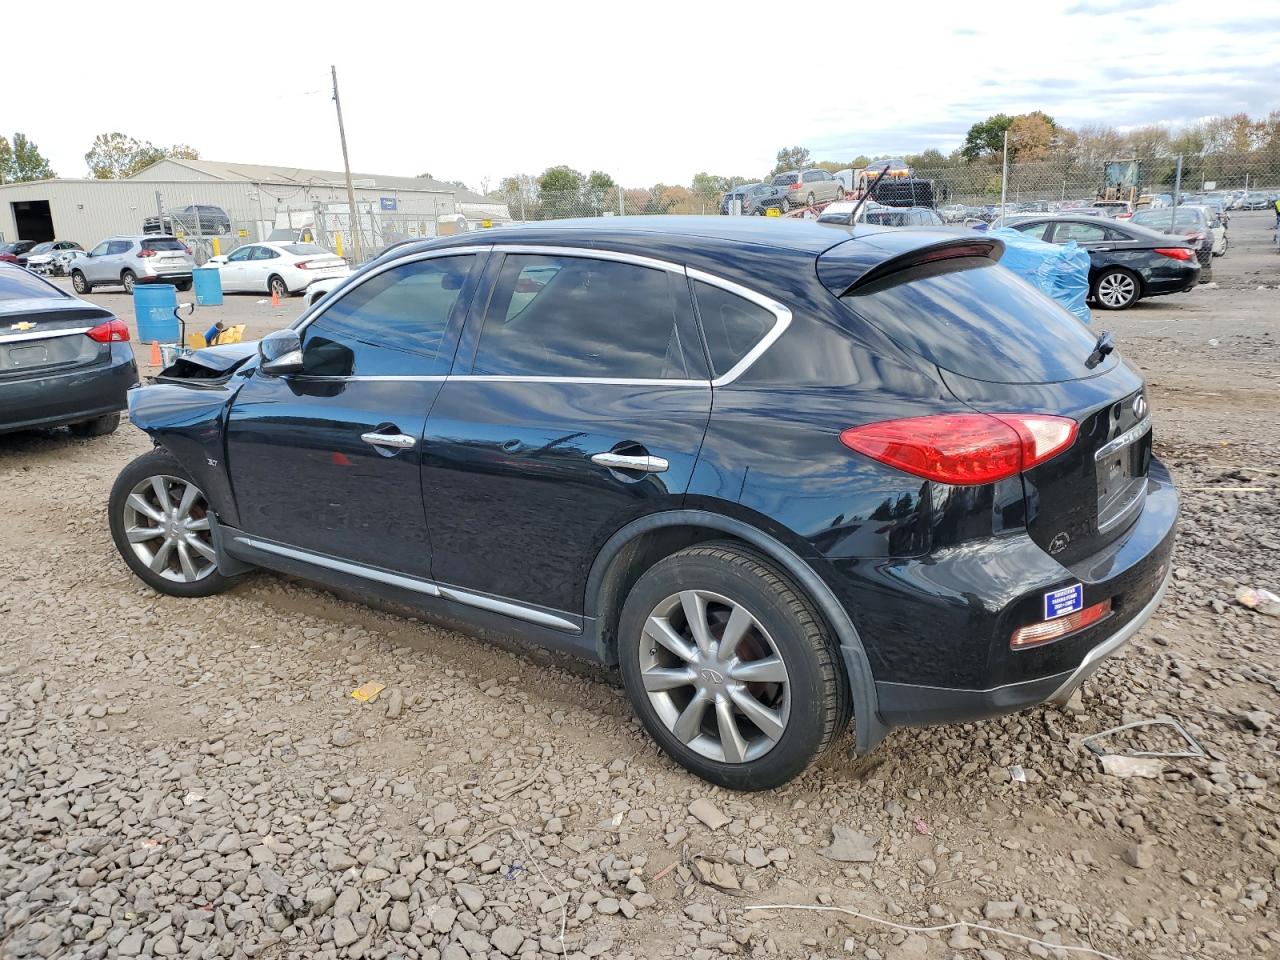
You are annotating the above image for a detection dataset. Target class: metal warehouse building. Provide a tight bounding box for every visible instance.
[0,158,512,252]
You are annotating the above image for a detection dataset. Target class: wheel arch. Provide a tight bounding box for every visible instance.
[584,509,886,753]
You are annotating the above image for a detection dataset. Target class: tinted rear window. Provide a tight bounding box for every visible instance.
[0,267,65,302]
[142,239,186,251]
[840,258,1108,384]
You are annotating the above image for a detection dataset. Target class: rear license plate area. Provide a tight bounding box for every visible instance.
[1096,422,1151,531]
[6,344,49,369]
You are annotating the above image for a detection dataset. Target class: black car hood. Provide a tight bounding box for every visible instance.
[158,341,258,380]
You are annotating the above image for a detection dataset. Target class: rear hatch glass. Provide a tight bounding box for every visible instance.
[142,239,187,252]
[838,257,1113,384]
[772,173,798,186]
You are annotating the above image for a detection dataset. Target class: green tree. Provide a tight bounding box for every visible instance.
[771,146,811,175]
[0,136,13,184]
[538,166,585,217]
[960,114,1013,161]
[84,133,196,179]
[583,170,616,212]
[690,171,725,211]
[10,134,54,181]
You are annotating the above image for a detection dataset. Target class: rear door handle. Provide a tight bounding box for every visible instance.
[361,431,416,450]
[590,452,668,473]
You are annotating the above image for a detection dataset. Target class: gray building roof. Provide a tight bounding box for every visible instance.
[129,158,493,204]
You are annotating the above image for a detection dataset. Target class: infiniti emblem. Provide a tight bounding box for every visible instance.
[1048,532,1071,555]
[1132,394,1148,420]
[699,668,725,685]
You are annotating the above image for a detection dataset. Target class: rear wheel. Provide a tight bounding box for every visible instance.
[175,279,193,292]
[618,543,850,790]
[269,275,289,299]
[108,449,236,598]
[1092,268,1140,310]
[71,270,91,294]
[806,191,816,208]
[69,413,120,438]
[121,270,136,295]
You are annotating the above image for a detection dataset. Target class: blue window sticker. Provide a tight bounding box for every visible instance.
[1044,583,1084,620]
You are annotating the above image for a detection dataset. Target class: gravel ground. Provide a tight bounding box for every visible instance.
[1,213,1277,960]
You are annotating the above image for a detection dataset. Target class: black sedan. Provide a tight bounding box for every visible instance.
[1004,215,1199,309]
[109,218,1176,789]
[0,264,138,436]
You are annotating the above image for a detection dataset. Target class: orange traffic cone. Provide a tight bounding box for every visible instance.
[149,340,162,366]
[270,289,280,307]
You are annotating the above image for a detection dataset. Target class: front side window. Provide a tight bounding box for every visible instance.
[691,280,777,378]
[227,246,255,262]
[300,255,473,377]
[471,254,701,380]
[89,241,109,257]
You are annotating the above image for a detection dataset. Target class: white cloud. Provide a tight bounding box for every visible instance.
[3,0,1277,188]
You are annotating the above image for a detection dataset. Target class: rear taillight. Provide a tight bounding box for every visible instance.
[138,248,156,257]
[86,319,130,343]
[1154,247,1194,261]
[840,413,1078,485]
[789,182,802,190]
[295,260,316,269]
[1011,598,1111,649]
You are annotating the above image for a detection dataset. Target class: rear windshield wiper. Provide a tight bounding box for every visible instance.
[1086,330,1115,368]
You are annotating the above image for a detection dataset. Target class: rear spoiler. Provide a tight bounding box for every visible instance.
[817,234,1005,298]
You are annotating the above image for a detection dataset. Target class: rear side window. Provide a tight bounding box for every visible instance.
[107,241,133,255]
[472,254,701,380]
[142,239,185,251]
[301,255,472,377]
[0,267,65,302]
[841,259,1107,384]
[692,280,777,378]
[1014,221,1051,240]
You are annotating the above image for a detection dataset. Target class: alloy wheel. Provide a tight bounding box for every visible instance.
[121,475,218,583]
[1097,272,1135,308]
[638,590,790,764]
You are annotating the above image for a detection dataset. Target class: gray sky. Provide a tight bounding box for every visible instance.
[6,0,1278,189]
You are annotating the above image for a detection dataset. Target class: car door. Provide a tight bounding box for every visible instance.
[221,245,256,291]
[421,249,713,620]
[224,251,482,578]
[248,246,283,291]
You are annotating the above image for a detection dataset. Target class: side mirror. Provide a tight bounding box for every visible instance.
[258,328,304,376]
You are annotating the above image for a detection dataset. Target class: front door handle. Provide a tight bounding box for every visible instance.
[361,431,416,450]
[590,452,668,473]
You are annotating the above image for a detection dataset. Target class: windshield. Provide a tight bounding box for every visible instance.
[29,242,55,254]
[840,258,1108,384]
[1132,209,1202,228]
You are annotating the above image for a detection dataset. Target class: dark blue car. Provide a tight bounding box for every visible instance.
[109,217,1177,789]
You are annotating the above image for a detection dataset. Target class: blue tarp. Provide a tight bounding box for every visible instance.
[990,227,1092,324]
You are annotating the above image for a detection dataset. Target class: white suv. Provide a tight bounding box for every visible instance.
[70,236,195,295]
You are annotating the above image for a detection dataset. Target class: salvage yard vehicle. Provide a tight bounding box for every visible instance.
[71,236,195,294]
[771,169,843,210]
[1005,215,1200,309]
[1130,207,1216,276]
[0,240,37,265]
[23,240,84,274]
[109,217,1177,790]
[204,242,350,298]
[0,264,138,436]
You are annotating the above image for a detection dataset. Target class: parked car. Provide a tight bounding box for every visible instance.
[720,183,783,216]
[1182,205,1228,256]
[0,264,138,436]
[770,169,843,211]
[205,242,350,298]
[1241,193,1272,211]
[0,240,38,265]
[70,236,195,295]
[109,217,1177,789]
[1090,200,1133,219]
[819,204,943,228]
[23,240,84,274]
[143,205,232,236]
[1006,215,1200,309]
[938,203,968,222]
[1129,208,1216,275]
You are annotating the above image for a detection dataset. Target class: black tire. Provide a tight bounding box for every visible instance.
[806,192,816,208]
[269,275,289,299]
[69,413,120,438]
[108,449,239,598]
[175,279,193,292]
[781,197,791,213]
[1091,267,1140,310]
[71,270,91,294]
[121,270,136,295]
[617,542,850,790]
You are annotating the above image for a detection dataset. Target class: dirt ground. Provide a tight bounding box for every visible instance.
[1,213,1277,960]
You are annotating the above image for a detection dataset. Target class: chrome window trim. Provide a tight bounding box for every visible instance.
[232,536,579,632]
[687,267,793,387]
[286,374,449,382]
[486,244,686,275]
[0,326,91,344]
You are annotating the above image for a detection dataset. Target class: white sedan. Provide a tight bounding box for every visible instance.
[206,242,349,298]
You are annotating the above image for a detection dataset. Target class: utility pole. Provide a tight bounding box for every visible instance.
[331,65,364,264]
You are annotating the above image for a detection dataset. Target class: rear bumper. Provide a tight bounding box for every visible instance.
[0,344,138,433]
[855,458,1178,727]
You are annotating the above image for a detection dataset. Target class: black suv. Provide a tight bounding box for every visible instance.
[109,218,1177,789]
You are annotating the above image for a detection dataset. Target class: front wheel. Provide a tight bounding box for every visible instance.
[71,270,91,294]
[108,449,238,598]
[121,270,136,295]
[1092,268,1140,310]
[618,543,850,790]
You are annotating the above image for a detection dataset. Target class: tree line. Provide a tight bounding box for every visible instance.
[0,131,201,183]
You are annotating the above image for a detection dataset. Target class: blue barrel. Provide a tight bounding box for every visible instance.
[134,284,179,343]
[193,267,223,306]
